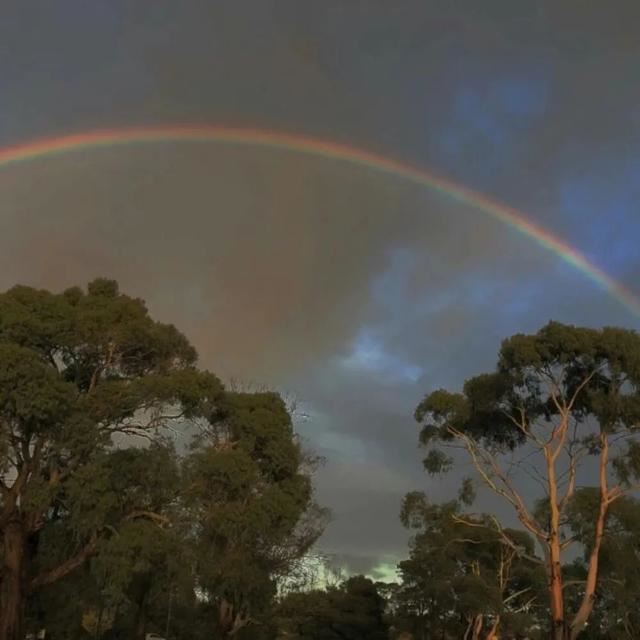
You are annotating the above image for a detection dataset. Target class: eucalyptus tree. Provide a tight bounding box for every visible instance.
[275,575,389,640]
[0,279,222,640]
[562,491,640,639]
[183,390,327,637]
[415,322,640,639]
[398,494,545,640]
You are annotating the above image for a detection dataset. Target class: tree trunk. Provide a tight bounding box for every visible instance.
[472,615,483,640]
[548,625,571,640]
[133,584,149,640]
[568,435,611,640]
[217,598,249,638]
[0,521,27,640]
[549,540,567,640]
[546,449,567,640]
[548,625,570,640]
[485,616,499,640]
[464,615,483,640]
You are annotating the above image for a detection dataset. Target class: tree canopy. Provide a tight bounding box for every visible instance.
[276,575,389,640]
[415,321,640,640]
[0,279,324,640]
[397,493,546,640]
[4,284,640,640]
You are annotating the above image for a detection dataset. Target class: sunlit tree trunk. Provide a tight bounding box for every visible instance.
[569,435,611,640]
[485,616,500,639]
[546,449,566,640]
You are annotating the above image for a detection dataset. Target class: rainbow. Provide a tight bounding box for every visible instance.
[0,124,638,318]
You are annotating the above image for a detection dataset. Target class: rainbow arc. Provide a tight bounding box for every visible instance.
[0,125,638,318]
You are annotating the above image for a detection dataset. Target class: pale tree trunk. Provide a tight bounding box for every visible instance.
[0,521,26,640]
[544,415,569,640]
[471,615,483,640]
[568,435,610,640]
[485,616,499,640]
[217,598,249,638]
[463,614,483,640]
[546,434,568,640]
[448,388,612,640]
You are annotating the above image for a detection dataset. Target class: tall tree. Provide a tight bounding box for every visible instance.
[0,279,222,640]
[183,391,326,637]
[414,322,640,639]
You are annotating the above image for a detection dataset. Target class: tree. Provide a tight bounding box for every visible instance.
[397,494,545,640]
[183,391,327,637]
[276,575,389,640]
[415,322,640,639]
[78,445,185,640]
[0,279,222,640]
[562,491,640,639]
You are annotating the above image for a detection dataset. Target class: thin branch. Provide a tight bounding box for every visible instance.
[451,514,544,566]
[125,510,170,526]
[503,586,532,605]
[501,406,545,448]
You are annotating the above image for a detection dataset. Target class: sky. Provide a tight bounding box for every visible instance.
[2,1,640,579]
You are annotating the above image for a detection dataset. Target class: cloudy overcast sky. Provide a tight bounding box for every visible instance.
[2,1,640,578]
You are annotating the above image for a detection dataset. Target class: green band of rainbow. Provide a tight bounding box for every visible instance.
[1,124,638,318]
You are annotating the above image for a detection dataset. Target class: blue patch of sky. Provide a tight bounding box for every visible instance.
[343,241,609,393]
[370,247,465,319]
[436,68,550,180]
[51,0,123,27]
[370,248,417,312]
[492,76,549,118]
[344,245,554,385]
[370,245,552,328]
[558,157,640,280]
[341,328,423,383]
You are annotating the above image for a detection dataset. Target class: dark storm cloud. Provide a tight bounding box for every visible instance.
[2,1,640,574]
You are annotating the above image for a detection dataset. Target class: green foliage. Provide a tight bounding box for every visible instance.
[184,391,326,635]
[417,322,640,456]
[276,575,389,640]
[421,448,452,475]
[0,279,325,640]
[414,321,640,636]
[0,277,220,542]
[397,494,546,638]
[457,476,476,506]
[561,494,640,638]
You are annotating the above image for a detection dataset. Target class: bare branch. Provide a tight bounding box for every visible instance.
[124,510,170,526]
[29,534,98,592]
[451,514,544,566]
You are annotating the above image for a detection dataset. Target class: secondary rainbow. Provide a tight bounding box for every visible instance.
[0,124,638,318]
